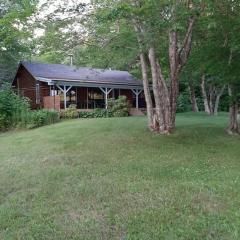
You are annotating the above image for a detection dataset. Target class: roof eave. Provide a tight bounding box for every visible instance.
[52,79,143,90]
[36,77,143,89]
[11,62,23,85]
[36,77,54,85]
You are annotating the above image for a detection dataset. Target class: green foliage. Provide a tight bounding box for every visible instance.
[27,109,59,129]
[219,94,230,112]
[61,104,79,119]
[92,108,113,118]
[187,1,240,94]
[0,0,36,82]
[108,96,129,117]
[61,105,114,119]
[177,92,192,113]
[0,84,30,130]
[33,22,78,64]
[0,84,59,131]
[79,109,112,119]
[61,96,129,119]
[78,111,92,118]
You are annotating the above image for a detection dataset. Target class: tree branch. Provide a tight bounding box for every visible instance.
[178,17,195,68]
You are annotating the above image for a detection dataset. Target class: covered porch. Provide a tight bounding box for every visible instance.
[39,78,145,111]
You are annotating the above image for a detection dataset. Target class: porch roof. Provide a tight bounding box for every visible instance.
[22,61,143,89]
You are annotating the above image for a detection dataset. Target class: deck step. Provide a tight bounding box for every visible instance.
[129,108,145,116]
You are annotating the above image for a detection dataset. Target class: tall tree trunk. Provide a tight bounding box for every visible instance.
[228,85,239,134]
[214,85,225,116]
[200,74,211,115]
[148,47,171,134]
[156,61,171,132]
[208,84,215,116]
[168,17,194,128]
[188,81,199,112]
[132,10,195,134]
[132,19,154,131]
[139,53,154,130]
[169,31,179,129]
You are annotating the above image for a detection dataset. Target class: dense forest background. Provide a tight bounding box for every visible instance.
[1,0,240,133]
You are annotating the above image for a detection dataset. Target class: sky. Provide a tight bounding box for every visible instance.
[38,0,90,15]
[34,0,90,37]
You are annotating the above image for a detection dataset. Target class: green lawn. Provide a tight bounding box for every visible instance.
[0,113,240,240]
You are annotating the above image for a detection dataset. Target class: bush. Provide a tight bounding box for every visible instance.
[61,96,129,120]
[79,108,112,118]
[61,104,79,119]
[0,84,30,130]
[93,108,113,118]
[0,84,59,131]
[177,92,192,113]
[108,96,129,117]
[27,109,59,129]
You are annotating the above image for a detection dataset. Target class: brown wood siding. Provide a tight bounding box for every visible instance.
[40,82,50,107]
[13,65,50,109]
[14,65,38,109]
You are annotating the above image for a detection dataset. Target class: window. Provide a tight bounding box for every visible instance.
[51,90,58,96]
[88,88,104,100]
[88,88,105,109]
[36,83,40,104]
[59,88,77,103]
[69,90,76,102]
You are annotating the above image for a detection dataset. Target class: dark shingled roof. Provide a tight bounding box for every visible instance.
[21,61,142,87]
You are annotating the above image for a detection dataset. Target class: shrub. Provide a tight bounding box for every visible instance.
[0,84,30,130]
[61,96,129,120]
[79,108,112,118]
[78,111,94,118]
[177,92,192,113]
[77,96,129,119]
[93,108,113,118]
[27,109,59,129]
[0,115,7,131]
[108,96,129,117]
[61,104,79,119]
[0,84,59,131]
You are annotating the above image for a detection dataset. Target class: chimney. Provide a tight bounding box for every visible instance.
[68,54,73,66]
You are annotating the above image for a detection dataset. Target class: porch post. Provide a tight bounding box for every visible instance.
[112,89,115,99]
[87,87,89,109]
[132,89,143,109]
[64,86,67,109]
[100,87,113,109]
[56,85,72,110]
[104,89,107,109]
[136,93,139,109]
[53,85,56,110]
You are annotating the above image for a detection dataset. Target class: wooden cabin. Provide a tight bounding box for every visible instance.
[12,61,146,111]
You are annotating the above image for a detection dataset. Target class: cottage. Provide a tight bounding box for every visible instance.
[12,61,146,111]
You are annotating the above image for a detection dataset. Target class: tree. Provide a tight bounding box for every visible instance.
[181,70,200,113]
[0,0,36,84]
[28,0,240,135]
[86,0,203,134]
[32,0,89,64]
[200,75,226,116]
[202,0,240,133]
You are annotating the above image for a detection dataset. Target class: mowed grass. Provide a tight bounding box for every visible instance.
[0,113,240,240]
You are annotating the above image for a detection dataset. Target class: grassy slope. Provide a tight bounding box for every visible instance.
[0,113,240,240]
